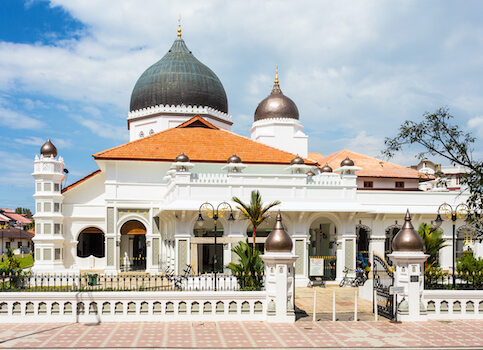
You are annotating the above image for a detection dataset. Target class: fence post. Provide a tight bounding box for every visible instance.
[332,289,336,321]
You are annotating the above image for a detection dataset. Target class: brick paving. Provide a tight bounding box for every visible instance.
[1,319,483,349]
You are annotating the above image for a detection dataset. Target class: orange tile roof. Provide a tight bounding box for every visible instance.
[308,152,324,164]
[62,169,102,193]
[319,149,429,179]
[94,117,318,165]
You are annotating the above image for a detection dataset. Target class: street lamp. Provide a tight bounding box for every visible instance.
[197,201,235,291]
[1,226,10,263]
[432,202,469,289]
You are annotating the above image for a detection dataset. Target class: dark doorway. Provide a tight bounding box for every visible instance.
[77,227,105,258]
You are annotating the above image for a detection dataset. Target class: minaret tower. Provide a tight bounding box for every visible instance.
[32,139,67,272]
[250,66,308,157]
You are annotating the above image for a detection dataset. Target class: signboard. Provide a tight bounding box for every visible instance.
[410,275,419,283]
[389,286,404,295]
[309,258,325,276]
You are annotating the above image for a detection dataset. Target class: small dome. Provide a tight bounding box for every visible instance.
[130,38,228,113]
[265,211,293,253]
[306,170,315,177]
[175,152,189,162]
[290,155,305,165]
[340,156,355,167]
[392,210,424,252]
[40,139,57,158]
[227,154,242,163]
[321,163,333,173]
[254,69,299,122]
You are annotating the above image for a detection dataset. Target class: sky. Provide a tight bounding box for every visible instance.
[1,0,483,211]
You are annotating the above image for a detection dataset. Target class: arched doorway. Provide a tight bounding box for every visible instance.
[309,218,337,280]
[385,224,401,265]
[356,224,370,260]
[77,227,105,258]
[457,224,476,259]
[193,221,224,274]
[120,220,147,271]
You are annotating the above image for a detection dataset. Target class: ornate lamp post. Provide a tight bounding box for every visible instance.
[432,202,469,289]
[197,201,235,291]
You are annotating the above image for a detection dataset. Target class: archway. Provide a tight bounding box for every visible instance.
[309,217,337,280]
[356,224,371,260]
[193,220,225,274]
[120,220,147,271]
[385,224,401,265]
[457,224,476,259]
[77,227,105,258]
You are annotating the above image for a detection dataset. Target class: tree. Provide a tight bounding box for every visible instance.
[232,190,281,247]
[226,239,264,290]
[15,207,32,216]
[418,223,446,273]
[383,107,483,238]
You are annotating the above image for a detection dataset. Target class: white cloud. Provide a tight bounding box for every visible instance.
[71,114,127,141]
[0,150,33,188]
[467,116,483,137]
[0,107,45,129]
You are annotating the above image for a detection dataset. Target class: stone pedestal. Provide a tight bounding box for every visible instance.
[388,251,428,321]
[261,252,298,323]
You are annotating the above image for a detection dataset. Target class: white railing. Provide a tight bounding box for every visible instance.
[423,290,483,319]
[0,291,267,323]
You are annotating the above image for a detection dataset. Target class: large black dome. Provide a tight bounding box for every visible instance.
[130,38,228,113]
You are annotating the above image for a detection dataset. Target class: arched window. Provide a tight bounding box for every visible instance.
[77,227,105,258]
[139,131,144,138]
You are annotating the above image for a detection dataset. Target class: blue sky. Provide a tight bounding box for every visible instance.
[1,0,483,211]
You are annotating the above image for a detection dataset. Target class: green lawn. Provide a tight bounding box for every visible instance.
[0,254,34,269]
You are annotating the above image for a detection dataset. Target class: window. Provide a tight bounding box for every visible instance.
[36,183,41,192]
[139,131,144,138]
[54,183,60,192]
[44,183,51,191]
[18,242,22,248]
[36,202,41,213]
[54,224,61,234]
[395,181,405,188]
[44,202,51,212]
[5,242,10,249]
[44,223,51,234]
[55,248,61,260]
[54,203,60,212]
[363,181,373,188]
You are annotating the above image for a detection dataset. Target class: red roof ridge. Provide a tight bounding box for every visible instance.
[215,128,318,165]
[62,169,102,193]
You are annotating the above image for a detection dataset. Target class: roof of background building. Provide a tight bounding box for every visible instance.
[0,209,32,224]
[0,226,34,239]
[319,149,428,179]
[94,116,318,166]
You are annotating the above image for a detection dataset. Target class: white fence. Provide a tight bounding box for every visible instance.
[0,291,267,323]
[423,290,483,320]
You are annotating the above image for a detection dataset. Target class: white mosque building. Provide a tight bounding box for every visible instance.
[31,28,479,286]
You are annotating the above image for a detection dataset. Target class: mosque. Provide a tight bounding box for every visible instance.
[31,26,477,285]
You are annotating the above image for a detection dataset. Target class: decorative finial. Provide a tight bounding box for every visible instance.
[274,64,279,84]
[177,16,182,38]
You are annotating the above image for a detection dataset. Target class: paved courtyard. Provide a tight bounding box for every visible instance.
[1,319,483,349]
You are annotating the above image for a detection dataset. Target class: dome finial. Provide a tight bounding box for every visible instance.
[177,15,182,38]
[274,64,279,84]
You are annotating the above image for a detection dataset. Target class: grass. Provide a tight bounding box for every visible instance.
[0,254,34,269]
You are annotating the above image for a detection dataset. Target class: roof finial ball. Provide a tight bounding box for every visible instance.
[265,210,293,253]
[392,209,424,252]
[40,138,57,158]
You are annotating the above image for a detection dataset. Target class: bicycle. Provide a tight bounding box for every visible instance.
[339,267,366,287]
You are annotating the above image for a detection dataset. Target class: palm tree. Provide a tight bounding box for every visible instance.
[418,222,447,272]
[232,190,281,247]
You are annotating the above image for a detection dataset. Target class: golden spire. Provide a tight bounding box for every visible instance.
[177,16,182,38]
[274,64,279,84]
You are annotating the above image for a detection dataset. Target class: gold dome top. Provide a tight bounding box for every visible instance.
[265,211,293,252]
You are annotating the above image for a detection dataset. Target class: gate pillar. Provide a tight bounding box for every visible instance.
[388,210,428,322]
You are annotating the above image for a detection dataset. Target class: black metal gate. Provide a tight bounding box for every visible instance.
[373,254,394,320]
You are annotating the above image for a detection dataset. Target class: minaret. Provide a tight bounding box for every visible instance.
[250,66,308,157]
[32,139,67,272]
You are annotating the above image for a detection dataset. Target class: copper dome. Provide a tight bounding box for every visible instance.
[254,70,299,122]
[340,156,355,167]
[306,170,315,177]
[175,152,189,162]
[40,139,57,158]
[227,154,242,163]
[392,210,424,252]
[265,211,293,253]
[290,155,305,165]
[321,163,333,173]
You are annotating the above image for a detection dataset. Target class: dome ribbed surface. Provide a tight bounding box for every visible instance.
[130,39,228,113]
[254,83,299,122]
